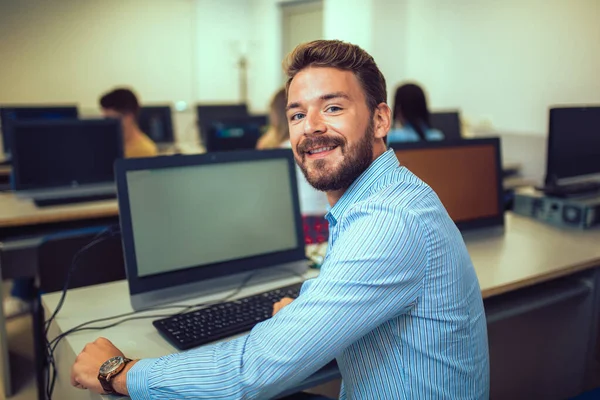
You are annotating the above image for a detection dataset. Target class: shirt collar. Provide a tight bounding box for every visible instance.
[326,149,399,226]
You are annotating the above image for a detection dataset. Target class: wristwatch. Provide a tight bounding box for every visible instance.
[98,356,132,395]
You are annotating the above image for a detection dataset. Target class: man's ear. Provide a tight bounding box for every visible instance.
[373,103,391,140]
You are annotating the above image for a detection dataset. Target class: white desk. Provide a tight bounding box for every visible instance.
[45,268,323,400]
[44,214,600,399]
[0,192,118,231]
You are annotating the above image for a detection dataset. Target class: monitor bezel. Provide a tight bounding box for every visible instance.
[0,105,79,158]
[115,149,307,296]
[545,106,600,185]
[138,105,175,144]
[205,116,267,152]
[429,110,463,142]
[195,104,249,146]
[390,137,505,231]
[10,118,124,191]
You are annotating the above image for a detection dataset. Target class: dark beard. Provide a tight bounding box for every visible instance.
[296,120,374,192]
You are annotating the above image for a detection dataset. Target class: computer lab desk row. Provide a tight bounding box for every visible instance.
[0,192,119,397]
[38,213,600,400]
[0,191,119,278]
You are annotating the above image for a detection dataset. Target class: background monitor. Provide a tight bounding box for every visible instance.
[115,149,306,309]
[205,116,268,152]
[11,119,123,191]
[430,111,462,142]
[0,105,79,158]
[138,105,174,144]
[391,138,504,230]
[545,106,600,185]
[196,104,249,146]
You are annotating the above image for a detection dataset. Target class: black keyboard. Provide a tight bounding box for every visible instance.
[153,283,303,350]
[34,193,116,207]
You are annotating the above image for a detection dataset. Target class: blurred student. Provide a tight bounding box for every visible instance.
[99,88,158,158]
[3,89,159,318]
[258,88,329,221]
[388,83,444,143]
[256,88,289,150]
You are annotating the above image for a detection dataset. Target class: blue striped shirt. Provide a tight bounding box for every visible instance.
[128,149,489,399]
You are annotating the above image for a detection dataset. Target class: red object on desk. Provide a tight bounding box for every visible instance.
[303,215,329,244]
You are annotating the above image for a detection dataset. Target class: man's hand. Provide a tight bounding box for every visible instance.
[273,297,294,316]
[71,337,135,395]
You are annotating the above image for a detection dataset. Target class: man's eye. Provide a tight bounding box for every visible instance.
[291,113,305,121]
[325,106,342,113]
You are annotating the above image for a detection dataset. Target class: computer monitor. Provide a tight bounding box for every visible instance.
[430,111,462,142]
[138,105,175,144]
[115,149,307,310]
[0,105,78,158]
[390,138,504,230]
[196,104,249,145]
[10,119,123,192]
[205,116,268,152]
[545,106,600,185]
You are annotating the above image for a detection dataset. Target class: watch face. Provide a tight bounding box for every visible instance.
[100,356,123,376]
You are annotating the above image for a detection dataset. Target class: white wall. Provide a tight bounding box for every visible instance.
[402,0,600,135]
[4,0,596,137]
[0,0,198,141]
[324,0,373,51]
[247,0,285,114]
[313,0,600,136]
[0,0,195,111]
[370,0,409,107]
[193,0,252,104]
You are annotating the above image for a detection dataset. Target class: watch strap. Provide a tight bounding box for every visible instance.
[98,357,132,395]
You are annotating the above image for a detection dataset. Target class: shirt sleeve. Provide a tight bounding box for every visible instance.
[127,202,429,399]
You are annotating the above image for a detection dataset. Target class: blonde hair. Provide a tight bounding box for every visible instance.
[257,88,289,149]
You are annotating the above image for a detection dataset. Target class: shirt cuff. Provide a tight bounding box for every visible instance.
[126,357,158,400]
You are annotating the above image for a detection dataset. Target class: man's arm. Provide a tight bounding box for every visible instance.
[72,203,429,399]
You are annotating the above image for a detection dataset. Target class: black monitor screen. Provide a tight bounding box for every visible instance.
[1,106,78,157]
[546,107,600,182]
[196,104,248,144]
[138,106,174,143]
[430,111,462,142]
[206,117,267,152]
[11,119,123,191]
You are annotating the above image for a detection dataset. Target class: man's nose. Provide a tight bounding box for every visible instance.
[303,110,327,136]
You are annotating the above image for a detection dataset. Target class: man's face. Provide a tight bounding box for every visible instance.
[286,67,375,192]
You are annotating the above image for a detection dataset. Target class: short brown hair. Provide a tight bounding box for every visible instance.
[99,88,140,116]
[283,40,387,113]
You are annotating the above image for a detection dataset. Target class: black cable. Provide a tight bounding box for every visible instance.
[48,303,196,349]
[44,226,120,335]
[43,226,120,398]
[44,279,256,399]
[46,313,177,398]
[44,301,198,399]
[48,266,268,350]
[45,262,309,398]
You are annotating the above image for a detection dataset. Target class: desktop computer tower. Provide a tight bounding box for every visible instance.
[513,187,600,229]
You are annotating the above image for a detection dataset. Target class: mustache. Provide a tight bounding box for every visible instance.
[297,136,345,154]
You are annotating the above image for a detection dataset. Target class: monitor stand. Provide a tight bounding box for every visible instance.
[537,181,600,198]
